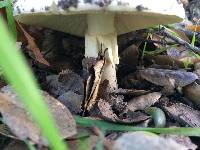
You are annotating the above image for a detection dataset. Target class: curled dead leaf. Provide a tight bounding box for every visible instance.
[17,22,49,66]
[84,59,105,111]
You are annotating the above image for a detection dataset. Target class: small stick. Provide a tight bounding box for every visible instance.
[162,27,200,54]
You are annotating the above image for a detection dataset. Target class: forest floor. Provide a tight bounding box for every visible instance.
[1,0,200,149]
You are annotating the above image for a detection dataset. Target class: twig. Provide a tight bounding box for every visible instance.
[161,27,200,54]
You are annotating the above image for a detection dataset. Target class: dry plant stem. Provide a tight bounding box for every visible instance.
[162,27,200,54]
[85,13,118,90]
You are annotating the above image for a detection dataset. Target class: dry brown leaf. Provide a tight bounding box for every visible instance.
[178,56,200,64]
[84,59,105,111]
[0,88,76,146]
[186,25,200,32]
[163,103,200,127]
[144,55,184,68]
[97,99,119,122]
[122,111,150,124]
[17,22,50,66]
[183,82,200,105]
[0,93,47,145]
[57,91,83,114]
[126,92,161,112]
[120,44,139,67]
[150,33,165,49]
[171,29,190,43]
[3,141,29,150]
[92,99,149,124]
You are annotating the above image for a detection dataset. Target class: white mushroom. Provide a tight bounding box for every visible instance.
[13,0,185,90]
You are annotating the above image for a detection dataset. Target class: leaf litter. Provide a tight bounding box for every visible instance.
[3,1,200,148]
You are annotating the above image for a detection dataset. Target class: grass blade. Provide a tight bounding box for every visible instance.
[191,33,196,46]
[24,140,37,150]
[0,16,67,150]
[5,0,17,41]
[75,116,200,137]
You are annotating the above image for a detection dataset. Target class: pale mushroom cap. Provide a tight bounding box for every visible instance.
[14,0,185,36]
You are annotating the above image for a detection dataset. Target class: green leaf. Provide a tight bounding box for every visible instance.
[0,16,67,150]
[75,116,200,137]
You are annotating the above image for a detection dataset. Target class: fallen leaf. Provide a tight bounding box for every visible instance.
[92,99,149,124]
[0,93,47,145]
[57,91,83,114]
[95,98,119,122]
[84,59,105,111]
[144,55,184,68]
[3,141,29,150]
[126,92,161,112]
[171,29,190,43]
[150,33,164,49]
[163,103,200,127]
[46,69,84,96]
[120,44,139,68]
[0,86,77,146]
[17,22,49,66]
[186,25,200,32]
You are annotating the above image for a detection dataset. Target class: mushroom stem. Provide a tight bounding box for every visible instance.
[85,13,118,90]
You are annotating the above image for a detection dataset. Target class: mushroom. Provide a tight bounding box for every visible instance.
[13,0,185,91]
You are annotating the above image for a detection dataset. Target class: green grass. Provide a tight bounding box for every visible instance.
[0,0,17,40]
[75,116,200,137]
[0,15,67,150]
[5,0,17,41]
[24,140,37,150]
